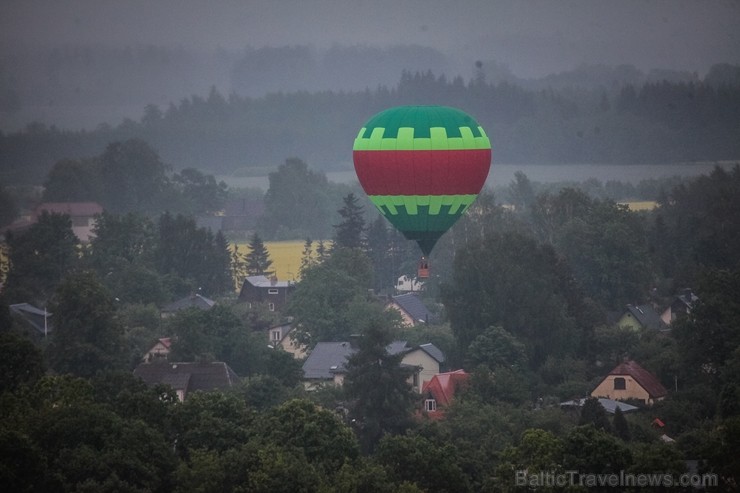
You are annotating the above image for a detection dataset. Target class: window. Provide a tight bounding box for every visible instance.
[613,377,626,390]
[268,303,275,312]
[268,288,279,295]
[424,399,437,412]
[270,329,281,342]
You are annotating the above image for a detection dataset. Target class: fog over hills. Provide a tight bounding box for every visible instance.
[1,0,738,131]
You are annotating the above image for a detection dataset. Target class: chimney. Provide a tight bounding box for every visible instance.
[270,276,278,286]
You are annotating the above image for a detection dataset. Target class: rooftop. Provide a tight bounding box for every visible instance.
[133,361,240,398]
[390,293,435,324]
[161,293,216,313]
[608,360,668,399]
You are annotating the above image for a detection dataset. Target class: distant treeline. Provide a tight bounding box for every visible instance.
[1,64,740,185]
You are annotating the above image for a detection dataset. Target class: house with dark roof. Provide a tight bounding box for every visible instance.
[661,288,698,326]
[160,293,216,317]
[421,369,470,419]
[302,341,355,388]
[133,361,240,402]
[591,360,668,405]
[614,303,667,331]
[238,275,295,312]
[9,303,53,336]
[302,340,445,392]
[386,293,436,327]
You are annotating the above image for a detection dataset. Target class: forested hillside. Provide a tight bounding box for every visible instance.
[2,63,739,185]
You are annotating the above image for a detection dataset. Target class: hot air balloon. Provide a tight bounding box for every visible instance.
[353,105,491,278]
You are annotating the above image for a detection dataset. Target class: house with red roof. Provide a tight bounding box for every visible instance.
[143,337,172,362]
[33,202,104,243]
[591,360,668,405]
[420,369,470,419]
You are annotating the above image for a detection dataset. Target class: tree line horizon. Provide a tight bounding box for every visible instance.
[1,62,739,185]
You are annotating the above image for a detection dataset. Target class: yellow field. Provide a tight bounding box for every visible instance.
[618,200,658,211]
[232,240,329,282]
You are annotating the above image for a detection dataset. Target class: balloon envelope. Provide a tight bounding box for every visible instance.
[353,105,491,255]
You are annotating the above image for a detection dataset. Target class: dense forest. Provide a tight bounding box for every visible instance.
[1,146,740,489]
[2,61,740,185]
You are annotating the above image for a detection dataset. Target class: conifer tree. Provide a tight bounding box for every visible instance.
[299,237,315,276]
[231,244,248,288]
[333,193,366,250]
[245,233,274,277]
[579,397,612,432]
[344,321,415,452]
[316,239,329,263]
[613,406,631,441]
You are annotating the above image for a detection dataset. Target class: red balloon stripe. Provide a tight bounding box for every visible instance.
[352,148,491,196]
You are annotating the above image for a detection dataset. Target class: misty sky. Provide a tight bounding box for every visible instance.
[2,0,739,78]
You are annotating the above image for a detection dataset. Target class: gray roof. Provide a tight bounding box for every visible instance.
[417,343,446,363]
[133,361,240,396]
[390,293,435,324]
[302,340,445,380]
[625,304,666,330]
[302,342,354,379]
[162,293,216,313]
[387,340,411,355]
[560,397,639,414]
[246,275,293,288]
[10,303,53,333]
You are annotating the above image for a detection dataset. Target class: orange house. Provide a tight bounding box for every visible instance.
[591,360,667,405]
[421,369,470,419]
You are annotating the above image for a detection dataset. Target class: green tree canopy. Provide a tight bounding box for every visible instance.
[259,399,359,475]
[154,212,233,296]
[170,167,228,215]
[287,247,376,343]
[261,158,335,239]
[578,397,612,432]
[441,230,582,368]
[42,157,101,203]
[0,331,45,393]
[466,325,528,371]
[344,322,416,452]
[375,433,470,493]
[673,267,740,390]
[46,271,126,377]
[4,211,79,304]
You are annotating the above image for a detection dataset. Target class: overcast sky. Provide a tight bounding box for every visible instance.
[2,0,739,78]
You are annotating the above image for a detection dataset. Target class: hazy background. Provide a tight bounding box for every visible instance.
[2,0,739,131]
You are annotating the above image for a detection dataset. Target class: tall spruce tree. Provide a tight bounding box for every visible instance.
[245,233,274,277]
[579,397,612,432]
[333,193,366,250]
[344,321,415,452]
[613,406,631,441]
[299,237,315,277]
